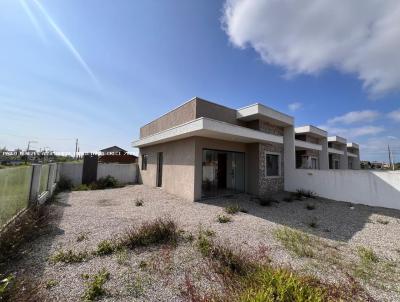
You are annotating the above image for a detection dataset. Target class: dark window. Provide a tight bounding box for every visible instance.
[141,154,148,170]
[266,153,280,176]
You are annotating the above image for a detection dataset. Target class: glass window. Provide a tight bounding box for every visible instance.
[266,153,280,176]
[141,154,148,170]
[334,159,339,169]
[311,158,317,169]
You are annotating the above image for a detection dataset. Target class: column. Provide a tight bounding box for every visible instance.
[320,137,329,170]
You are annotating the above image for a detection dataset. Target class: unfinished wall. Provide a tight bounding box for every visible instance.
[138,138,196,200]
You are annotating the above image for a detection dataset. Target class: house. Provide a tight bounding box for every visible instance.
[132,97,360,201]
[100,146,127,155]
[99,146,137,163]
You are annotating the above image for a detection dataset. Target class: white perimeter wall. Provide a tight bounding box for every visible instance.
[286,169,400,210]
[97,163,138,184]
[58,163,138,185]
[57,162,83,186]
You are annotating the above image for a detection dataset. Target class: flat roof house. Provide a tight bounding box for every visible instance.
[132,97,360,201]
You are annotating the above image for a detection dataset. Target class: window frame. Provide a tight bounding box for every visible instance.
[310,157,318,169]
[141,154,148,171]
[265,151,281,178]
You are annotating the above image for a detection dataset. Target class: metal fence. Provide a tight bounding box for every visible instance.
[0,163,58,229]
[0,166,33,227]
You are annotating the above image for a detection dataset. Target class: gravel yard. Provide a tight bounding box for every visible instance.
[4,184,400,301]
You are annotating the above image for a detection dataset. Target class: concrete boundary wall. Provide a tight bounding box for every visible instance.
[286,169,400,210]
[97,163,138,184]
[57,162,83,186]
[57,162,138,186]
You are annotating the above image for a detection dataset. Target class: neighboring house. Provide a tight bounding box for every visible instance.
[99,146,137,163]
[100,146,127,155]
[132,97,361,201]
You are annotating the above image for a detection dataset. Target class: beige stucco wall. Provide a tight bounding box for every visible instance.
[140,101,197,138]
[138,138,196,200]
[140,97,247,139]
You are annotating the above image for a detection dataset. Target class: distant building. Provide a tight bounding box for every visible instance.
[100,146,127,155]
[99,146,137,164]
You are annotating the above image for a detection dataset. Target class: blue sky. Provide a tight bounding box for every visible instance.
[0,0,399,161]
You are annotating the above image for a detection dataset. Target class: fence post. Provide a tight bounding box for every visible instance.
[29,164,42,204]
[47,163,57,195]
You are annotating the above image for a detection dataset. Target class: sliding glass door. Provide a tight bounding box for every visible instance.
[202,149,245,198]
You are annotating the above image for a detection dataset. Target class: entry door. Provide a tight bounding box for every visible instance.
[156,152,163,187]
[217,153,227,189]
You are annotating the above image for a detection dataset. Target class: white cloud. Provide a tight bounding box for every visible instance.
[288,102,302,112]
[319,125,384,139]
[327,110,380,125]
[222,0,400,96]
[388,109,400,122]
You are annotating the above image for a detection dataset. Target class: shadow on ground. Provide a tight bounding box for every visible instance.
[0,192,69,300]
[198,192,400,242]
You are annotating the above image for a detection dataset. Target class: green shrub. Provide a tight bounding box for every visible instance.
[120,218,178,249]
[217,215,232,223]
[95,240,116,256]
[45,279,59,289]
[73,184,90,191]
[56,176,73,192]
[274,227,315,258]
[50,249,89,263]
[94,175,119,189]
[225,204,241,214]
[358,246,379,264]
[239,267,326,302]
[82,268,110,301]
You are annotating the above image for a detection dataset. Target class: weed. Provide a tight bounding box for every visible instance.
[217,215,232,223]
[135,199,144,206]
[126,275,144,298]
[77,233,88,242]
[93,175,119,190]
[74,184,91,191]
[95,240,116,256]
[119,218,179,249]
[239,267,327,302]
[377,218,389,225]
[81,273,90,280]
[355,246,380,280]
[0,205,52,264]
[56,176,73,192]
[258,196,277,206]
[306,204,316,210]
[283,196,294,202]
[0,274,14,296]
[82,268,110,301]
[274,227,315,258]
[358,246,379,264]
[50,249,89,264]
[115,248,128,265]
[239,208,248,213]
[204,229,215,237]
[296,189,317,199]
[307,217,318,229]
[225,204,241,215]
[45,279,59,289]
[139,260,148,270]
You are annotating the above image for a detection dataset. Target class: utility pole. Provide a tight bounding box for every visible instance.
[75,138,79,159]
[388,145,394,171]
